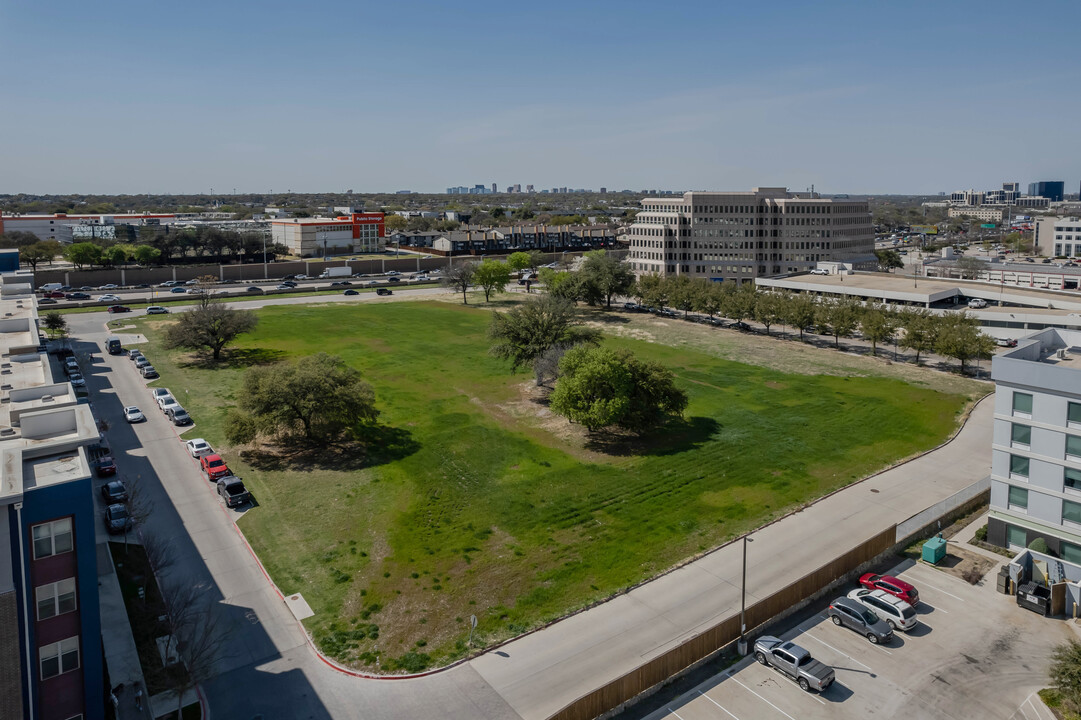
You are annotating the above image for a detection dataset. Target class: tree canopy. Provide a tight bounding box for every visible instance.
[443,261,477,304]
[226,352,378,446]
[163,303,258,361]
[473,259,511,302]
[488,295,600,371]
[549,345,688,433]
[578,251,635,308]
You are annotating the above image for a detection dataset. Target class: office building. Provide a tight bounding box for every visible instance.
[627,187,874,281]
[0,213,182,243]
[491,183,497,193]
[1034,217,1081,257]
[270,213,385,257]
[0,261,104,719]
[948,206,1006,222]
[988,329,1081,560]
[1029,181,1066,202]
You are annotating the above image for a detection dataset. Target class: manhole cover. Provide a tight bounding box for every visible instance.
[870,488,880,493]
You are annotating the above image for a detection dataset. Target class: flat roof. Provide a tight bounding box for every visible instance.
[22,449,89,491]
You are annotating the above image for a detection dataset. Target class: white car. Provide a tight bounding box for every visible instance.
[185,438,213,458]
[157,394,177,411]
[809,269,829,276]
[295,274,309,280]
[99,294,121,302]
[124,406,145,423]
[385,271,401,276]
[847,588,917,631]
[151,388,170,400]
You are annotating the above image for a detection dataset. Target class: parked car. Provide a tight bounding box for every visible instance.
[753,637,834,692]
[159,399,181,416]
[95,455,117,477]
[98,294,121,302]
[128,350,144,362]
[186,438,213,457]
[171,409,193,426]
[375,288,393,296]
[996,338,1018,347]
[200,454,231,481]
[151,387,170,400]
[343,289,359,296]
[101,480,128,504]
[967,298,988,309]
[134,357,150,369]
[64,358,79,375]
[731,321,752,331]
[828,596,893,643]
[218,476,251,507]
[809,268,829,275]
[69,373,86,388]
[123,406,145,423]
[141,366,159,379]
[847,588,918,632]
[858,573,919,605]
[623,302,640,311]
[146,306,169,314]
[107,305,131,314]
[104,504,133,534]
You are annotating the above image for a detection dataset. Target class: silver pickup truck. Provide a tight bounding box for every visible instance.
[753,636,835,692]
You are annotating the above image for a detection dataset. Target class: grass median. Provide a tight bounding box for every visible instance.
[132,299,977,672]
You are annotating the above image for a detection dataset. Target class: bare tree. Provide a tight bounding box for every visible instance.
[443,261,477,304]
[122,474,155,553]
[159,580,232,716]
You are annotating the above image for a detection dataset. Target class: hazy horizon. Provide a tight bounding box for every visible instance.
[2,0,1078,196]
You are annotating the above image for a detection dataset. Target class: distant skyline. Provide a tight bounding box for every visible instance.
[1,0,1078,196]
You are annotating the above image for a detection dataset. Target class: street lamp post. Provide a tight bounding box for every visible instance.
[738,535,754,656]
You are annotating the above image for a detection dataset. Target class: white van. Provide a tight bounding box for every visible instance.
[39,283,63,293]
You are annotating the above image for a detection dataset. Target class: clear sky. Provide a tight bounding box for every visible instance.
[2,0,1078,196]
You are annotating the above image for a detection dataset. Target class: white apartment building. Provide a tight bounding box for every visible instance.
[989,328,1081,561]
[1034,217,1081,258]
[627,187,874,282]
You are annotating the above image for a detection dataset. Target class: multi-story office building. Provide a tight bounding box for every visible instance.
[1034,217,1081,257]
[1029,181,1066,203]
[270,212,385,257]
[989,329,1081,561]
[0,260,104,719]
[627,187,874,281]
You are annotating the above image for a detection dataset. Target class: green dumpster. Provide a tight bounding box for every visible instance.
[922,535,947,565]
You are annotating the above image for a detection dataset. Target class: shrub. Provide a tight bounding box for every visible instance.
[974,524,988,542]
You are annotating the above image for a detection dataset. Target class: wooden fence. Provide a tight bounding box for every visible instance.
[547,525,898,720]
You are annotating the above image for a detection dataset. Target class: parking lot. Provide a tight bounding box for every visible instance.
[639,557,1071,720]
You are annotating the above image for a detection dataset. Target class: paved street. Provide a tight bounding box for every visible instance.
[75,288,995,720]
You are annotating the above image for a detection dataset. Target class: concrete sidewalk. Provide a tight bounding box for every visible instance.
[469,394,995,720]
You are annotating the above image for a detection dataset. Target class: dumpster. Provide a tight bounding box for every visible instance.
[922,535,947,565]
[1017,581,1051,616]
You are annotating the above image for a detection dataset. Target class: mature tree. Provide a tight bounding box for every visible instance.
[540,268,582,303]
[784,292,819,341]
[526,249,546,271]
[753,291,786,335]
[533,343,571,388]
[489,295,601,371]
[897,308,940,364]
[228,352,378,445]
[383,214,408,233]
[723,283,758,324]
[133,245,161,266]
[550,345,688,434]
[443,261,477,304]
[473,259,511,302]
[1050,639,1081,715]
[860,303,897,356]
[634,273,666,308]
[19,242,53,271]
[934,312,995,373]
[666,276,699,318]
[41,311,68,340]
[0,231,40,248]
[874,249,904,271]
[693,280,725,320]
[579,250,635,308]
[64,242,103,269]
[506,251,534,274]
[40,240,62,264]
[106,246,128,266]
[817,297,861,348]
[163,303,258,361]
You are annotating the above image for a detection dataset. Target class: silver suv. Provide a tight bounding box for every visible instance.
[827,596,893,644]
[847,588,918,632]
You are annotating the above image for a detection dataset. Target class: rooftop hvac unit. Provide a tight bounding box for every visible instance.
[1058,349,1069,360]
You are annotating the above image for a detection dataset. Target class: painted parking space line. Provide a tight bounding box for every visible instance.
[667,708,687,720]
[798,629,874,672]
[725,671,798,720]
[901,567,966,603]
[698,689,741,719]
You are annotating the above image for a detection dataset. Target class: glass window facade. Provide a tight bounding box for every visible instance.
[1010,454,1030,478]
[1012,424,1031,447]
[1013,392,1033,417]
[1008,485,1029,510]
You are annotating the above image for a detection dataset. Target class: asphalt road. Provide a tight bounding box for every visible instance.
[76,288,996,720]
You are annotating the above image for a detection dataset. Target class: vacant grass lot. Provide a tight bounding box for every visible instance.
[134,301,976,672]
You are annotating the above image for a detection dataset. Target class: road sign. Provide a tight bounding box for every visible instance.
[981,223,997,229]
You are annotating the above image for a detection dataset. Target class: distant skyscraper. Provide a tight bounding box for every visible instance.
[600,187,607,194]
[526,185,534,193]
[1028,181,1065,202]
[492,183,497,193]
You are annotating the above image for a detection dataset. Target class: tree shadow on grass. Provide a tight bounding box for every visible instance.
[178,347,288,371]
[583,416,720,457]
[241,423,420,472]
[579,310,631,325]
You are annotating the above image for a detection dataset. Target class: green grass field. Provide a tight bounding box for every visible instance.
[133,301,975,672]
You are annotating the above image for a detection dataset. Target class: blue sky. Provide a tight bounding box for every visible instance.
[1,0,1078,195]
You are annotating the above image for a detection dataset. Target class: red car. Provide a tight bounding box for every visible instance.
[859,573,919,605]
[44,291,65,299]
[95,455,117,478]
[107,305,131,314]
[200,454,231,481]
